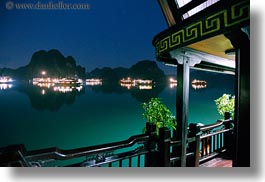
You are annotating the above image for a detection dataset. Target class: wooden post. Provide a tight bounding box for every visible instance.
[187,123,201,167]
[176,57,190,167]
[158,127,171,167]
[144,122,158,167]
[0,144,28,167]
[226,28,250,167]
[223,112,233,159]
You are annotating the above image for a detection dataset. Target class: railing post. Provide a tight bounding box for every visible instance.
[187,123,201,167]
[224,112,233,159]
[158,127,171,167]
[0,144,28,167]
[144,122,158,167]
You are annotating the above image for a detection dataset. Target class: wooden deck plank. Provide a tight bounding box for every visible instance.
[199,157,232,167]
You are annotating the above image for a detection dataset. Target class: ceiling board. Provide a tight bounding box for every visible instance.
[187,34,235,60]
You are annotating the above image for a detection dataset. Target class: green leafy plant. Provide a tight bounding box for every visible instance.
[215,94,235,119]
[142,98,176,134]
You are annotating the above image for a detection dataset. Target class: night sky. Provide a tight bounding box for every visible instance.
[0,0,170,73]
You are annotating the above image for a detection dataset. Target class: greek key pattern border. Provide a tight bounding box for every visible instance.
[155,1,250,56]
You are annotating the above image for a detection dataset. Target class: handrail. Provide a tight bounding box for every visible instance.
[200,119,231,132]
[200,128,232,139]
[170,118,232,147]
[25,134,149,162]
[76,147,148,167]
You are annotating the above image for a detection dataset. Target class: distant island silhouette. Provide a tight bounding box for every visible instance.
[0,49,86,80]
[0,49,235,89]
[0,49,167,85]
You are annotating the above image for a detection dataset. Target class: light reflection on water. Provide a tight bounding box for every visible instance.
[0,83,13,90]
[0,72,235,152]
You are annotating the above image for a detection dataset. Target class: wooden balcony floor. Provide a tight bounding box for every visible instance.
[199,157,232,167]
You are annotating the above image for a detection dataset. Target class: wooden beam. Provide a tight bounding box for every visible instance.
[157,0,176,27]
[153,0,250,57]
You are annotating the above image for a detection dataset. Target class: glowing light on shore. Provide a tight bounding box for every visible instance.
[41,71,46,76]
[119,78,153,90]
[169,78,177,88]
[0,76,13,83]
[169,78,177,83]
[86,79,102,86]
[134,79,152,84]
[32,77,84,93]
[120,77,133,84]
[120,83,136,90]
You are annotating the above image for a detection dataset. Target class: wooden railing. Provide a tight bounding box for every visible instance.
[0,134,150,167]
[0,114,233,167]
[187,113,234,167]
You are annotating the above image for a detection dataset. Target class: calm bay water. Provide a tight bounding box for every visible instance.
[0,71,235,152]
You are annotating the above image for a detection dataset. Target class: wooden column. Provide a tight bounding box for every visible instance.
[176,56,190,167]
[226,28,250,167]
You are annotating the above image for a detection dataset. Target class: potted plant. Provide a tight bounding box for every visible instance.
[214,94,235,119]
[142,98,176,134]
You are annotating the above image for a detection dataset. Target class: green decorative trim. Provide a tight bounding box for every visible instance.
[154,1,250,57]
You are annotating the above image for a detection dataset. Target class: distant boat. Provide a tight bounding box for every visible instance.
[119,77,153,90]
[57,78,83,85]
[120,77,153,85]
[191,79,207,85]
[33,77,83,85]
[169,78,177,83]
[86,78,102,86]
[191,79,207,89]
[0,76,13,83]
